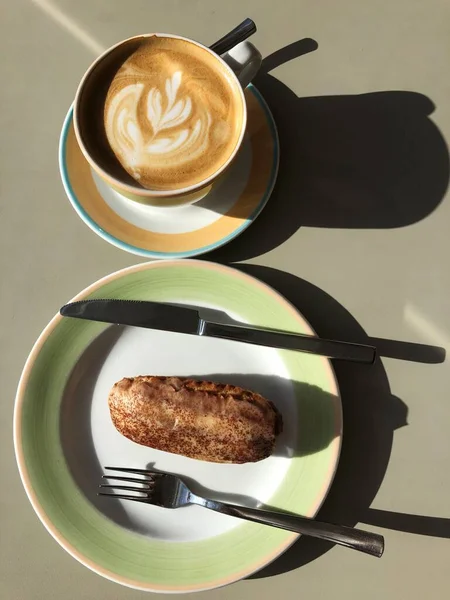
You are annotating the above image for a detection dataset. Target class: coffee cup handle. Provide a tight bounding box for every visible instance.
[221,41,262,88]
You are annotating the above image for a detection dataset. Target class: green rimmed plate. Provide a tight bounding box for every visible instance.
[14,261,342,592]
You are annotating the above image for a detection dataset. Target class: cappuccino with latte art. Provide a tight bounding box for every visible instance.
[103,36,244,191]
[74,32,261,205]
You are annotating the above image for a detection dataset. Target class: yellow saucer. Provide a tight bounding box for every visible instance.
[59,85,279,258]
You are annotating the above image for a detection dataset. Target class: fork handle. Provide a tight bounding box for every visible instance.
[199,500,384,557]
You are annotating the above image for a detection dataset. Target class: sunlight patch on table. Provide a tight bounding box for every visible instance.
[30,0,105,56]
[404,303,450,352]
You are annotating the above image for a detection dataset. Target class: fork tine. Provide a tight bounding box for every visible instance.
[102,475,154,485]
[104,466,163,477]
[99,484,149,493]
[98,492,149,502]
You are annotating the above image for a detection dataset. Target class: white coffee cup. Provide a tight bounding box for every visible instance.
[73,34,262,207]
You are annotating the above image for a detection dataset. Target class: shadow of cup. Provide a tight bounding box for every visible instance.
[209,39,449,262]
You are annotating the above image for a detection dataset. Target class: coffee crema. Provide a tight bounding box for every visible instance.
[104,36,243,191]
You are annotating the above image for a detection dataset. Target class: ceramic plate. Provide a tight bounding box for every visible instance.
[14,261,342,592]
[59,85,279,258]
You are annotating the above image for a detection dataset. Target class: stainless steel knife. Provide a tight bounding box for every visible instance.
[60,299,376,364]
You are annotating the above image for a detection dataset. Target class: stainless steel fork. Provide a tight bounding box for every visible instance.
[99,467,384,557]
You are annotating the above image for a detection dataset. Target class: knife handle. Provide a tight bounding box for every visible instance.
[201,322,376,364]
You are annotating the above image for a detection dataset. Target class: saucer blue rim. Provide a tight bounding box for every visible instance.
[58,84,279,259]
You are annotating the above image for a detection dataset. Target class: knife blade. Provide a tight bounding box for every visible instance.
[60,299,376,364]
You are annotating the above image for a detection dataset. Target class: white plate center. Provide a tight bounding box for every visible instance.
[61,302,298,543]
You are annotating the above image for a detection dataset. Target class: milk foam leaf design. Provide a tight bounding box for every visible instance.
[147,71,193,134]
[106,71,213,175]
[144,71,211,159]
[166,70,181,107]
[146,117,209,155]
[105,83,146,177]
[146,88,162,132]
[147,130,190,154]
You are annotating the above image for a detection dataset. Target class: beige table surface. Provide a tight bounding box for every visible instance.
[2,1,450,598]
